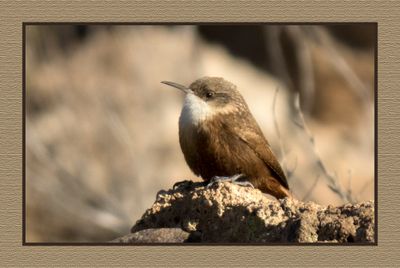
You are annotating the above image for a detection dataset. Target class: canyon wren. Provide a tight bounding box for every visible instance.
[161,77,291,199]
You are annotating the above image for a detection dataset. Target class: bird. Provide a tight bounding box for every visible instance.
[161,77,292,199]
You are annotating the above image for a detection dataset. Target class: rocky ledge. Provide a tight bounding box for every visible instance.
[114,181,374,243]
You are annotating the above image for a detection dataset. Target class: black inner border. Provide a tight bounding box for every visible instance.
[22,22,378,246]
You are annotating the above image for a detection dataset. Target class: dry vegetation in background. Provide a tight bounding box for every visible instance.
[25,25,375,242]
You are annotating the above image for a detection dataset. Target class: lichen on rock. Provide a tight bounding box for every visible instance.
[126,181,374,243]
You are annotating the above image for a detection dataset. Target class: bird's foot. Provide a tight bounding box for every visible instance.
[206,174,254,189]
[173,180,194,190]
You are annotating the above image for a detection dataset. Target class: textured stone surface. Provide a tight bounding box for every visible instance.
[112,228,190,243]
[126,181,374,243]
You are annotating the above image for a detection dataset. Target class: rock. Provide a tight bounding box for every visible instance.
[125,181,374,243]
[112,228,190,243]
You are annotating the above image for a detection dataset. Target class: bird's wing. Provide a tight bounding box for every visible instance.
[225,114,289,189]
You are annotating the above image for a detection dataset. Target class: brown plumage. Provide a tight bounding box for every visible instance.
[162,77,291,199]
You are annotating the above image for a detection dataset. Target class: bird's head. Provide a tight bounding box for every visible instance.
[162,77,247,125]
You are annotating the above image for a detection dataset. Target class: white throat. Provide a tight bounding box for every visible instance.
[179,93,213,126]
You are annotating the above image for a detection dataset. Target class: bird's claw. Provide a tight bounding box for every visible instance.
[173,180,194,190]
[206,174,254,189]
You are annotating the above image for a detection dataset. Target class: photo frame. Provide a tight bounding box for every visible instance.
[0,1,398,267]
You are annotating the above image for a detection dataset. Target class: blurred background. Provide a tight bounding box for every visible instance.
[25,24,375,242]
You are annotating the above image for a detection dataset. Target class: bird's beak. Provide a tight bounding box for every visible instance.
[161,81,192,94]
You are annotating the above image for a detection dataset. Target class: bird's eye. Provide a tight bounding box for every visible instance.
[206,91,214,99]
